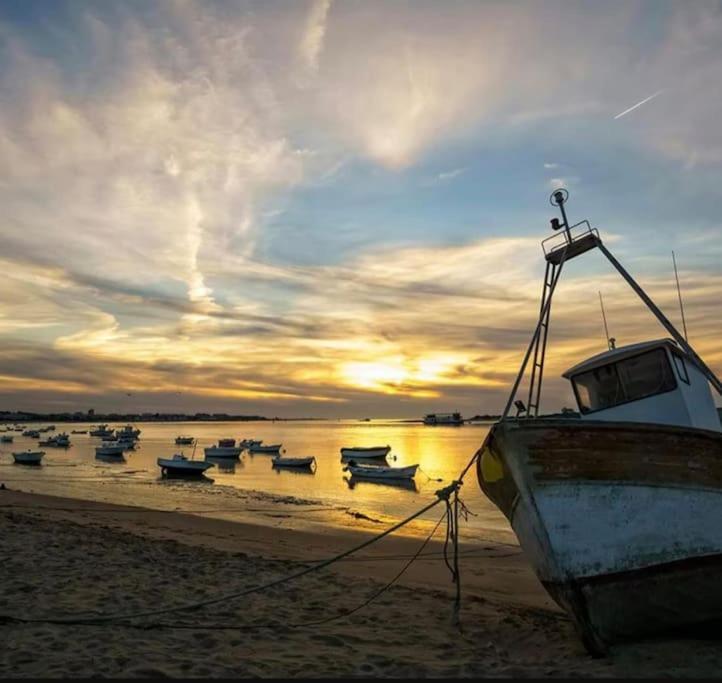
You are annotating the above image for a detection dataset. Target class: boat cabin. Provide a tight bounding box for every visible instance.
[562,339,721,432]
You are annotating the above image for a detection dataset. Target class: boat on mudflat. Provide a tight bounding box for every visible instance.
[175,436,195,445]
[158,453,214,478]
[1,435,13,443]
[12,450,44,465]
[271,455,316,469]
[344,462,418,480]
[339,445,390,460]
[477,190,722,654]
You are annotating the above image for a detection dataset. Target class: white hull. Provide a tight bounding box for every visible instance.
[479,418,722,651]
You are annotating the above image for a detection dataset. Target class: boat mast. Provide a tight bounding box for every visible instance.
[672,250,689,342]
[598,291,613,351]
[500,190,722,421]
[596,241,721,394]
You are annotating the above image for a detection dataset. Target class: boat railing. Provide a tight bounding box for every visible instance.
[541,220,600,264]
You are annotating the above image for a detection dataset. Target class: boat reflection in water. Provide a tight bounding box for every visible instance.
[343,475,418,493]
[205,456,240,474]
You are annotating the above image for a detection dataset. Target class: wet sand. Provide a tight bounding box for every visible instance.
[2,488,722,677]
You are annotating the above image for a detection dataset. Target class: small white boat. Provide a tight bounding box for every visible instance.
[95,442,126,456]
[12,450,45,465]
[272,455,316,469]
[344,462,418,480]
[175,436,195,445]
[248,443,282,454]
[340,445,391,460]
[1,434,13,443]
[204,438,242,458]
[158,453,214,477]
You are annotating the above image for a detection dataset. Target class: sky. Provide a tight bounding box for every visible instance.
[1,0,721,418]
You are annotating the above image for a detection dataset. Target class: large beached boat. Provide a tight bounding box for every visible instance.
[476,190,722,653]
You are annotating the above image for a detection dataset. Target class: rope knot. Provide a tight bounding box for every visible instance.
[434,480,461,501]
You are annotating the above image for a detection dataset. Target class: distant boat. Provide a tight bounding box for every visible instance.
[95,442,126,457]
[115,424,141,440]
[1,434,13,443]
[158,453,214,478]
[71,429,87,434]
[39,433,71,448]
[344,461,418,480]
[248,443,282,454]
[340,445,390,460]
[175,436,195,445]
[423,412,463,425]
[89,424,114,438]
[204,439,242,458]
[12,450,44,465]
[272,455,316,469]
[22,429,40,438]
[239,438,262,448]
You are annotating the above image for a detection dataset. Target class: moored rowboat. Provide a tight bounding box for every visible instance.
[248,443,282,454]
[339,445,390,460]
[158,453,214,477]
[271,456,316,469]
[344,462,418,480]
[204,439,242,458]
[12,450,44,465]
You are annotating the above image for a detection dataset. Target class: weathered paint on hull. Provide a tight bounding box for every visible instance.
[477,418,722,652]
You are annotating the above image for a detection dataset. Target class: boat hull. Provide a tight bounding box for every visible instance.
[272,456,315,468]
[477,418,722,652]
[249,445,282,454]
[157,458,214,477]
[340,447,390,459]
[203,447,242,458]
[13,452,44,465]
[346,464,418,480]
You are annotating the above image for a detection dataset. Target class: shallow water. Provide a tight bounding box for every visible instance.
[0,420,514,544]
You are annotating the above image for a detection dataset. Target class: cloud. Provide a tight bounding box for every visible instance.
[299,0,333,73]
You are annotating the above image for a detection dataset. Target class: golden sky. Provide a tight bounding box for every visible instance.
[0,1,721,416]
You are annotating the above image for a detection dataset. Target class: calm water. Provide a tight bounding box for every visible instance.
[0,420,514,545]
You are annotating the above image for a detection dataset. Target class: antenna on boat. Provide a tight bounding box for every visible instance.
[549,188,572,244]
[672,251,688,342]
[598,291,613,350]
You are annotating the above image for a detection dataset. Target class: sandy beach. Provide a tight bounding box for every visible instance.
[2,488,722,678]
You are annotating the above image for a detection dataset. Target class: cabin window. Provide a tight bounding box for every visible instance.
[572,348,677,414]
